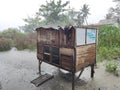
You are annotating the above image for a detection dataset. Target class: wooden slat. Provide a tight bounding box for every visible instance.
[31,74,54,87]
[61,55,73,71]
[37,29,59,46]
[76,44,96,71]
[60,48,73,56]
[76,44,96,54]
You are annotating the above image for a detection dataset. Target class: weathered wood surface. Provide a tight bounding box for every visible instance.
[31,73,54,87]
[37,29,59,46]
[61,55,73,71]
[76,44,96,71]
[60,48,73,56]
[59,28,75,48]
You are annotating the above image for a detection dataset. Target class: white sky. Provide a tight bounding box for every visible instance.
[0,0,115,30]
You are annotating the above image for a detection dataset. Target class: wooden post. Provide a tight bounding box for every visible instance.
[72,71,75,90]
[39,60,42,75]
[91,64,95,78]
[72,47,76,90]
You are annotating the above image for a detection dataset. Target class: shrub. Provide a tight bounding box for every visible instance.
[0,28,36,51]
[98,25,120,61]
[98,25,120,47]
[0,38,12,51]
[105,60,119,76]
[98,47,120,60]
[14,32,36,50]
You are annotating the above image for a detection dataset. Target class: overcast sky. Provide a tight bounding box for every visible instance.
[0,0,115,30]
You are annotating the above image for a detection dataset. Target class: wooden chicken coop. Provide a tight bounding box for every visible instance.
[34,26,98,90]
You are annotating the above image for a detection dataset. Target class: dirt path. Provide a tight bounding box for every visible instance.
[0,49,120,90]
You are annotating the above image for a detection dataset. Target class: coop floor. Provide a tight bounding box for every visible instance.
[0,48,120,90]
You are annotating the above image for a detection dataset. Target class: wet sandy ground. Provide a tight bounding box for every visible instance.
[0,48,120,90]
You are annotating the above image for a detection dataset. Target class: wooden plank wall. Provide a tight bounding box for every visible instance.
[37,29,59,46]
[37,29,59,60]
[76,44,96,71]
[59,28,75,48]
[60,48,74,71]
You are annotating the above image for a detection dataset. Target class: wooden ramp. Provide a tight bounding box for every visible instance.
[31,73,54,87]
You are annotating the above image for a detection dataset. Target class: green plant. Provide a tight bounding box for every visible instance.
[105,60,119,76]
[98,25,120,48]
[0,38,12,51]
[97,25,120,61]
[0,28,36,51]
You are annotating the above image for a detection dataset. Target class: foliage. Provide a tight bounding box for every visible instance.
[97,47,120,60]
[67,4,90,26]
[0,28,36,51]
[21,0,90,32]
[98,25,120,76]
[98,25,120,60]
[105,60,119,76]
[98,25,120,47]
[79,4,90,25]
[106,0,120,24]
[0,38,12,51]
[20,15,41,33]
[14,32,36,50]
[36,0,69,24]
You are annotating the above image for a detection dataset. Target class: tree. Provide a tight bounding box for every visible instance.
[36,0,69,24]
[67,4,90,26]
[66,8,79,25]
[21,1,91,32]
[80,4,90,25]
[20,15,41,33]
[106,0,120,24]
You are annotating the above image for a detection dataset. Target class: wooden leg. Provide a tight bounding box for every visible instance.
[91,64,95,78]
[72,72,75,90]
[76,68,84,80]
[38,60,42,75]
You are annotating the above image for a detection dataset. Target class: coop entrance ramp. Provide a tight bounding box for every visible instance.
[31,73,54,87]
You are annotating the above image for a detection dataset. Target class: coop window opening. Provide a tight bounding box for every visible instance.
[43,45,50,62]
[86,29,96,44]
[52,47,59,55]
[76,28,97,46]
[43,54,50,62]
[52,47,60,65]
[52,56,59,65]
[44,45,50,53]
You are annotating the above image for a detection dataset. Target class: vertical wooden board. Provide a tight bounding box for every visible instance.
[76,44,96,54]
[37,29,59,46]
[37,43,43,53]
[76,44,96,71]
[61,55,73,71]
[37,53,43,60]
[60,48,74,56]
[60,30,66,47]
[59,28,75,48]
